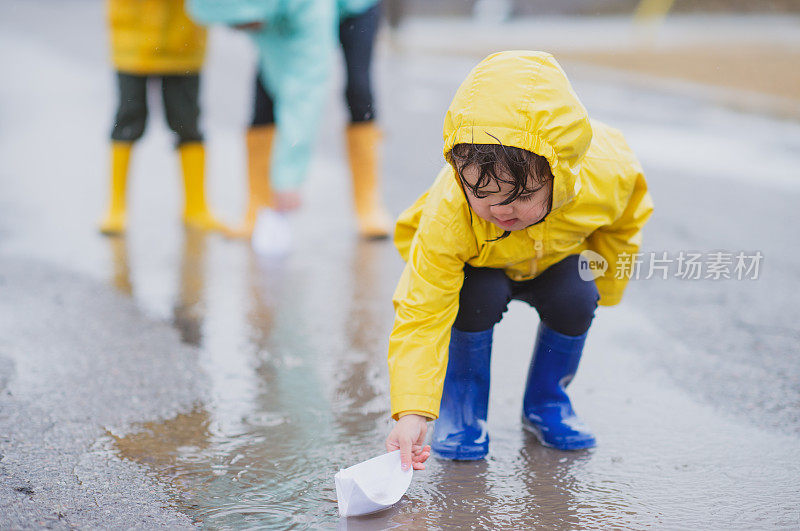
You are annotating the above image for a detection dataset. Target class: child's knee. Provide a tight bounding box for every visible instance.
[165,106,202,144]
[540,287,599,336]
[111,106,146,142]
[454,267,512,332]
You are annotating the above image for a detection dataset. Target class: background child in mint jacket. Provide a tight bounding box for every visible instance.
[385,51,653,469]
[236,0,392,241]
[188,0,336,228]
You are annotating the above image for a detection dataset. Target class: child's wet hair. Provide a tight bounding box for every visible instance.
[449,139,554,241]
[449,139,553,205]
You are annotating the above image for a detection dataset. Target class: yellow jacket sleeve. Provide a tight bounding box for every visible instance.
[388,209,477,420]
[587,169,654,306]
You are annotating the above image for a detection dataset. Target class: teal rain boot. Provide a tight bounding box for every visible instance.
[522,323,596,450]
[431,327,493,460]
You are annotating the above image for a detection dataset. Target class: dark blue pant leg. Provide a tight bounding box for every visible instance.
[339,3,381,123]
[251,72,276,127]
[111,72,148,142]
[161,74,203,145]
[453,265,513,332]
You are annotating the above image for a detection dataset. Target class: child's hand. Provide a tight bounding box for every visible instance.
[385,414,431,472]
[274,190,302,212]
[232,21,263,31]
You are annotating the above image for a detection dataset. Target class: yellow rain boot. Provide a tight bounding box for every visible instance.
[229,125,275,238]
[179,142,225,231]
[346,122,391,239]
[99,141,133,235]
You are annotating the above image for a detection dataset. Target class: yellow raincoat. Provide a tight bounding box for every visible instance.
[108,0,207,74]
[389,51,653,420]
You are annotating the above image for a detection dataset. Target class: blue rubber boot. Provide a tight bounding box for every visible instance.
[431,327,493,460]
[522,323,596,450]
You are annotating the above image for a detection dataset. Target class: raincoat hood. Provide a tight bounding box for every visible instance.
[443,51,593,211]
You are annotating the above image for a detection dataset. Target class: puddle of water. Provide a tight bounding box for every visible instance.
[110,223,800,529]
[112,225,407,528]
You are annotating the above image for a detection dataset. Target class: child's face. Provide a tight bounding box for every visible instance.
[460,165,553,231]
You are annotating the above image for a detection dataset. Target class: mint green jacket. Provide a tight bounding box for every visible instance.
[338,0,380,18]
[188,0,336,190]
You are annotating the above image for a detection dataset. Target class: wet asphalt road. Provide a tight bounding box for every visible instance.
[1,1,799,528]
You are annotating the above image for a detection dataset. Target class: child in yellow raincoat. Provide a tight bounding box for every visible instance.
[385,51,653,468]
[99,0,223,235]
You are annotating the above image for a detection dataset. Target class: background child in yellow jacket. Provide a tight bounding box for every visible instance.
[99,0,222,235]
[385,51,654,468]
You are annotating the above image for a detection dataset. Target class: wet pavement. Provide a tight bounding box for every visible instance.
[2,1,800,528]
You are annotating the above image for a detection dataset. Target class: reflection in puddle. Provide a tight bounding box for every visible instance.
[110,234,404,527]
[106,230,800,529]
[172,228,208,347]
[108,233,611,528]
[107,236,132,296]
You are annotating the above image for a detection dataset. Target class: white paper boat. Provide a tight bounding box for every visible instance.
[335,450,413,517]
